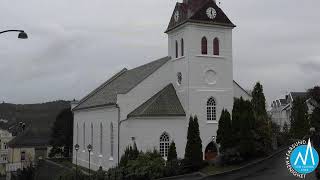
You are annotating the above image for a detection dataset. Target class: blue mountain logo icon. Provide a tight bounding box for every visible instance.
[290,138,319,174]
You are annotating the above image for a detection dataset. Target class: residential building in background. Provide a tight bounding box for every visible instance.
[6,128,51,176]
[269,92,317,130]
[0,129,13,175]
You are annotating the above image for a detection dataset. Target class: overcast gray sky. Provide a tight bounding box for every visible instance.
[0,0,319,105]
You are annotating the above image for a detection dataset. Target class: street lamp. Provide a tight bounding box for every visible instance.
[74,144,80,180]
[0,30,28,39]
[87,144,93,179]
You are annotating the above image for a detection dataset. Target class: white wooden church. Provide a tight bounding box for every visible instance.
[72,0,251,171]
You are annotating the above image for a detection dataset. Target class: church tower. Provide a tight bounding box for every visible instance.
[166,0,235,151]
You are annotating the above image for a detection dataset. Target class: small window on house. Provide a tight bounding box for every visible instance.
[110,123,114,157]
[21,151,26,161]
[201,37,208,55]
[181,38,184,56]
[213,38,219,55]
[159,132,170,158]
[207,97,217,121]
[175,40,179,58]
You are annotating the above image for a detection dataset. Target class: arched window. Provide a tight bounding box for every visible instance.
[175,40,179,58]
[100,123,103,154]
[159,132,170,158]
[110,123,114,157]
[207,97,217,121]
[83,123,85,149]
[91,123,94,150]
[181,38,184,56]
[201,37,208,55]
[213,38,219,55]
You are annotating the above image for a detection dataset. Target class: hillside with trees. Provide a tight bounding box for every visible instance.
[0,100,70,136]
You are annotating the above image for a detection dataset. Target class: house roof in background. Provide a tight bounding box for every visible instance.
[73,57,171,111]
[127,84,186,118]
[290,92,308,101]
[8,127,50,148]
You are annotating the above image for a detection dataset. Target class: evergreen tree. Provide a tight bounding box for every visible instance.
[184,116,194,166]
[216,109,233,153]
[238,100,256,158]
[290,97,309,138]
[310,107,320,131]
[167,141,177,161]
[308,86,320,131]
[193,116,203,168]
[50,108,73,157]
[132,142,139,160]
[308,86,320,104]
[232,98,243,146]
[184,116,203,171]
[251,82,272,155]
[119,143,139,167]
[251,82,267,117]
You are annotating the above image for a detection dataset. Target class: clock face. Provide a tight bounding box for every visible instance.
[206,7,217,19]
[174,11,180,22]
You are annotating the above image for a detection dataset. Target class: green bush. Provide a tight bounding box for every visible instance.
[107,150,169,180]
[184,116,203,172]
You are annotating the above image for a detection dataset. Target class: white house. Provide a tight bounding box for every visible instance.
[72,0,251,171]
[270,92,317,130]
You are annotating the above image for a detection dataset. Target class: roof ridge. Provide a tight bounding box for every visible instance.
[128,56,170,71]
[73,68,127,110]
[73,56,171,111]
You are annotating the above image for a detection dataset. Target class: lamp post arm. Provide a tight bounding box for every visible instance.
[0,30,24,34]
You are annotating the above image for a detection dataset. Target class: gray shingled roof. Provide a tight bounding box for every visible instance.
[127,84,186,118]
[73,57,171,111]
[291,92,308,101]
[8,127,50,148]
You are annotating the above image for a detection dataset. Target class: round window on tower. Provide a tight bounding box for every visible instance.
[177,72,182,85]
[205,70,217,85]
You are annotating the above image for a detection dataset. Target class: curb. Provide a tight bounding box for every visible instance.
[200,146,288,179]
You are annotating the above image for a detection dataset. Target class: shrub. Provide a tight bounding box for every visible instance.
[119,143,139,167]
[107,150,167,180]
[216,109,233,153]
[184,116,203,172]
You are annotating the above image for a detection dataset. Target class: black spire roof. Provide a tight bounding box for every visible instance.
[166,0,235,33]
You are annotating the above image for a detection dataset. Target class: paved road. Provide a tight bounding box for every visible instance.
[203,151,317,180]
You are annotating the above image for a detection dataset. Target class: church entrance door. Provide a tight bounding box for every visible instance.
[204,142,218,160]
